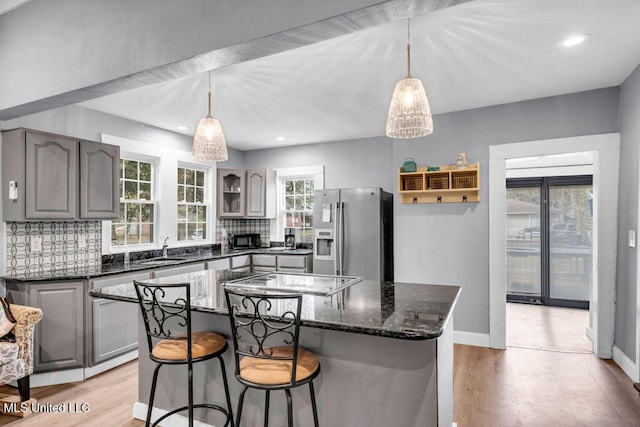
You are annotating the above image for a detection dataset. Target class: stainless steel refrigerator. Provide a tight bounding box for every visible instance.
[313,187,393,282]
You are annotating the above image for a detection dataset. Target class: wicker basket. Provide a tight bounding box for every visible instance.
[452,173,477,189]
[428,175,449,190]
[403,176,423,191]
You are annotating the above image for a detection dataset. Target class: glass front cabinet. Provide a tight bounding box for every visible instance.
[217,169,246,218]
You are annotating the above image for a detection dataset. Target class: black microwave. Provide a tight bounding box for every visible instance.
[228,233,261,249]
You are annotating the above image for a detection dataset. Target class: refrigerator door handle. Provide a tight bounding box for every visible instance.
[339,201,345,276]
[334,203,340,275]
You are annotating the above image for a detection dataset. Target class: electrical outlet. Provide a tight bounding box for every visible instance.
[30,236,43,252]
[78,235,87,249]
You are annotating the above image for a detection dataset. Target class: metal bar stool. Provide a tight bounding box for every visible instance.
[134,280,234,427]
[224,288,320,427]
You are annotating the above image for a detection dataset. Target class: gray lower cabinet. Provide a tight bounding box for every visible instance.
[231,255,251,272]
[152,262,205,279]
[6,280,85,373]
[252,254,277,272]
[250,253,312,273]
[277,255,309,272]
[206,258,230,271]
[88,272,149,366]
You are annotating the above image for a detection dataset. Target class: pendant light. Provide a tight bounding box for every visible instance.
[192,71,228,162]
[385,18,433,139]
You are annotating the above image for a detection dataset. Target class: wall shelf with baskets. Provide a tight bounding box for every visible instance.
[398,162,480,204]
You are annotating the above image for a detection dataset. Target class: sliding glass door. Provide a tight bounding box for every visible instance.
[506,176,592,308]
[506,185,542,300]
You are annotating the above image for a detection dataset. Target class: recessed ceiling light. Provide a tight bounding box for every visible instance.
[176,125,190,131]
[558,33,590,48]
[275,136,286,142]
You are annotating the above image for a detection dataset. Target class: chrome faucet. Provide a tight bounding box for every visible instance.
[162,237,169,258]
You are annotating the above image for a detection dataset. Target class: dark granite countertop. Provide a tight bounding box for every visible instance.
[89,269,461,340]
[1,248,313,282]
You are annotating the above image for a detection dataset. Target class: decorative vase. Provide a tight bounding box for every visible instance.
[457,153,468,169]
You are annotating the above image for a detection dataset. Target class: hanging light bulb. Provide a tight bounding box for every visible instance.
[386,18,433,139]
[192,71,228,162]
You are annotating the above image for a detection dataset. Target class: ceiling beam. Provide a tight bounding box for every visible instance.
[0,0,469,121]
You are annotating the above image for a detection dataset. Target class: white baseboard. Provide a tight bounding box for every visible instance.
[84,350,138,379]
[453,330,491,348]
[30,369,85,387]
[612,345,639,383]
[133,402,218,427]
[586,325,594,342]
[25,352,138,387]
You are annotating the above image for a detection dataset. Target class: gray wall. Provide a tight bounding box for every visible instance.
[244,136,394,191]
[246,87,619,335]
[615,64,640,361]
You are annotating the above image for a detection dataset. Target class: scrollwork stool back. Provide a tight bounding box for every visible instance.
[224,288,320,427]
[134,280,234,427]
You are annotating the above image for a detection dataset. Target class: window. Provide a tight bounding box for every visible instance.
[111,159,155,246]
[177,166,208,241]
[282,178,315,243]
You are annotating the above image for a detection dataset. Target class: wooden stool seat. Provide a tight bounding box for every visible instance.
[152,332,227,361]
[239,346,319,385]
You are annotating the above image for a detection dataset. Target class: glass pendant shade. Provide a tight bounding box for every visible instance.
[386,77,433,138]
[192,116,228,161]
[192,71,228,162]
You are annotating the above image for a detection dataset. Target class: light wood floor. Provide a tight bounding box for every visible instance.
[506,302,591,353]
[0,361,141,426]
[0,304,638,426]
[454,303,640,426]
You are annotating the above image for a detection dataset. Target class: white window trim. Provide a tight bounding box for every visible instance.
[273,166,324,242]
[100,133,217,255]
[177,161,213,244]
[105,152,160,253]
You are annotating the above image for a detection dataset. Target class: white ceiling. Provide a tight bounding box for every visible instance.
[79,0,640,151]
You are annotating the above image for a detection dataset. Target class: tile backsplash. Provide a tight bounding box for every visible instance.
[216,218,271,249]
[5,221,101,275]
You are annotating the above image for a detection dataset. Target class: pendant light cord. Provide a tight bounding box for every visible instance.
[406,18,411,78]
[207,71,212,118]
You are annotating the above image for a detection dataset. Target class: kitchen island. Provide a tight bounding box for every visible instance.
[90,269,460,427]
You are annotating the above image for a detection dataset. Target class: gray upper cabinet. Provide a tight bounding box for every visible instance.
[25,131,77,219]
[1,128,120,221]
[246,169,276,218]
[79,140,119,219]
[217,168,275,218]
[217,169,246,218]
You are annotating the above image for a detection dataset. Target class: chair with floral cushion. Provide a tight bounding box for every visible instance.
[0,299,43,416]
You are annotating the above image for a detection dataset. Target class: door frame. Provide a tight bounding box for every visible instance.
[489,133,620,358]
